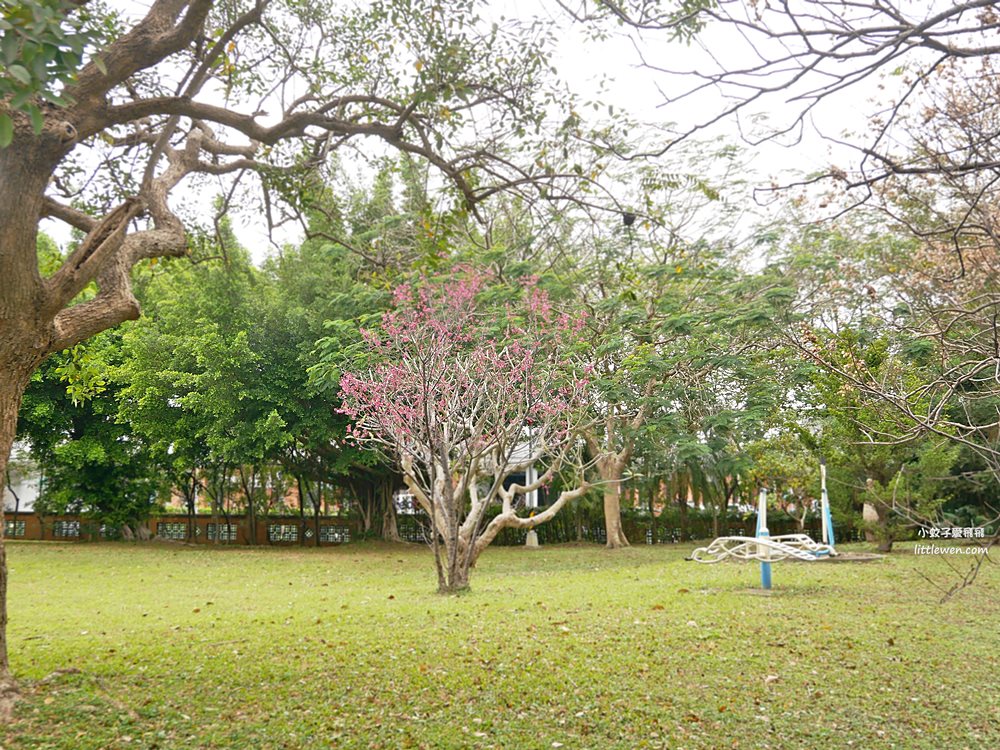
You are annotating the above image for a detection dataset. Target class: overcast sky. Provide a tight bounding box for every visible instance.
[43,1,893,260]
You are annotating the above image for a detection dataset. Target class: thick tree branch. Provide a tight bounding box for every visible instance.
[70,0,215,103]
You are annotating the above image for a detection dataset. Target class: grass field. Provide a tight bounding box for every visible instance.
[2,540,997,750]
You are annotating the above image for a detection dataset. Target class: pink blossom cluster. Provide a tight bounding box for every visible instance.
[338,269,590,484]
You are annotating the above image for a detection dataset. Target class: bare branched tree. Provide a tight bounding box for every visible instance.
[556,0,1000,593]
[560,2,1000,183]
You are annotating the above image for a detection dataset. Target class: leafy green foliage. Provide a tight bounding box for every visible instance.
[0,0,105,144]
[53,342,107,405]
[17,331,165,527]
[118,246,288,479]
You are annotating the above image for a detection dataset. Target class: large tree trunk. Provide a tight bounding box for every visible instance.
[0,363,35,713]
[862,501,880,545]
[1,134,57,703]
[603,483,629,548]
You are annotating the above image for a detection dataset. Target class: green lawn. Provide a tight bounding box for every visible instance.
[2,541,997,750]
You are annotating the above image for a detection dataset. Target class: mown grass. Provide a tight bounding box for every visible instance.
[2,540,997,749]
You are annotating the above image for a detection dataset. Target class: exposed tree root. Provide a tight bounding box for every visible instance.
[0,673,18,721]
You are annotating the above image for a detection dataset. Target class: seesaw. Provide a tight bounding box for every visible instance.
[690,460,838,589]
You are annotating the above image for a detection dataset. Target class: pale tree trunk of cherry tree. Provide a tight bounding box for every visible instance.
[401,455,591,593]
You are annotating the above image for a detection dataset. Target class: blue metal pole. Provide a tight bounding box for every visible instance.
[820,458,836,549]
[759,527,772,590]
[757,489,771,590]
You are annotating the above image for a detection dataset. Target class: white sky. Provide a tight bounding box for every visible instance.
[42,1,897,261]
[545,8,878,178]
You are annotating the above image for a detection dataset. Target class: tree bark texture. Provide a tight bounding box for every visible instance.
[0,363,34,714]
[598,456,630,549]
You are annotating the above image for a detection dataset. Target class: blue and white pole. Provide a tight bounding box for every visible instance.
[756,488,772,590]
[820,458,835,549]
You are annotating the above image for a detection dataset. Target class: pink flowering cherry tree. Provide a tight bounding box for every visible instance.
[339,271,592,592]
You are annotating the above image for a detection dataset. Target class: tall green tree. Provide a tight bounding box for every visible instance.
[17,332,166,536]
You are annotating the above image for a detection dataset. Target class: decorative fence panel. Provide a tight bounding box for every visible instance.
[4,509,862,546]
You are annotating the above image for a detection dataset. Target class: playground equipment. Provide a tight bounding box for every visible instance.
[691,461,838,589]
[818,457,835,548]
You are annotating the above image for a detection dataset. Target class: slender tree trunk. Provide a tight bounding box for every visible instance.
[239,466,257,547]
[438,530,472,592]
[211,495,221,544]
[443,483,466,590]
[296,475,306,546]
[247,470,256,546]
[721,481,735,536]
[354,480,373,535]
[7,473,21,539]
[0,364,34,711]
[599,457,630,549]
[313,480,321,548]
[184,472,197,542]
[874,502,893,553]
[209,469,222,546]
[647,483,658,544]
[427,486,469,593]
[677,473,689,543]
[381,481,401,542]
[220,473,233,544]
